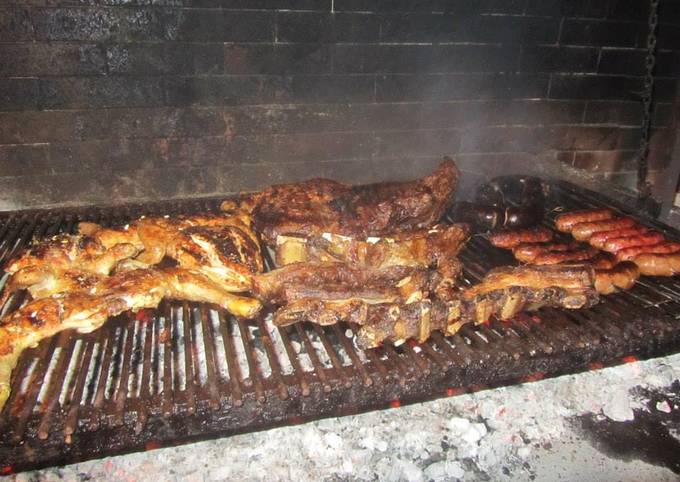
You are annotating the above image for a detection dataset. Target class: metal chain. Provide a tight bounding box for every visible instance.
[636,0,660,200]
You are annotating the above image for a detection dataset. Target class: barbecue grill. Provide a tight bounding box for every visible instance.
[2,179,680,473]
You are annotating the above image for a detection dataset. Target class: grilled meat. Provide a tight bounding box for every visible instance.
[633,252,680,276]
[275,223,469,268]
[0,236,139,307]
[222,158,459,245]
[254,261,439,308]
[594,262,640,295]
[555,208,614,232]
[571,217,636,241]
[78,213,263,291]
[617,242,680,262]
[0,267,262,410]
[273,264,598,349]
[488,226,553,249]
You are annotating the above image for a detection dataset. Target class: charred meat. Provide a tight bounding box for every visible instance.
[222,158,459,245]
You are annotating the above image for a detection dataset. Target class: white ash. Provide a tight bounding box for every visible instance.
[23,352,680,481]
[263,314,294,375]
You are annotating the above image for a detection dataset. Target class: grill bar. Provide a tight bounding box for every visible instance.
[2,182,680,473]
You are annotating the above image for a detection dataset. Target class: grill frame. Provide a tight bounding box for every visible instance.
[2,180,680,473]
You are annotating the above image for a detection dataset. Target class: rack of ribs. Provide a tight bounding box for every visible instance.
[270,264,599,349]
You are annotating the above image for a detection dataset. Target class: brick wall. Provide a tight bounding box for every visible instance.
[0,0,679,209]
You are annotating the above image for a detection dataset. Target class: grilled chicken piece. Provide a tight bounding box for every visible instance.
[0,267,262,410]
[222,158,459,246]
[0,236,139,307]
[78,213,264,291]
[273,264,598,349]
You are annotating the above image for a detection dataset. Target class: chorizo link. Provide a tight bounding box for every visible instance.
[633,252,680,276]
[617,242,680,262]
[512,241,582,263]
[571,217,636,241]
[532,246,599,265]
[555,208,614,232]
[488,226,553,249]
[602,232,666,253]
[594,261,640,295]
[588,226,648,249]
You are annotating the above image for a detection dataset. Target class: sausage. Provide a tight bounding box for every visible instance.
[633,252,680,276]
[571,217,636,241]
[590,252,617,270]
[594,261,640,295]
[488,226,554,249]
[555,208,614,232]
[512,241,582,263]
[617,242,680,262]
[532,246,599,265]
[588,226,649,249]
[602,232,666,253]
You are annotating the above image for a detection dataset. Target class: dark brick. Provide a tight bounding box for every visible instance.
[561,19,647,47]
[162,131,375,166]
[471,15,559,44]
[224,44,331,75]
[660,0,680,25]
[598,49,646,75]
[39,77,165,109]
[521,46,599,73]
[376,74,549,102]
[0,8,34,41]
[172,10,274,42]
[46,138,160,172]
[106,43,223,75]
[276,12,380,43]
[334,0,445,12]
[573,150,638,172]
[608,0,649,21]
[657,51,680,77]
[0,79,40,111]
[655,78,680,102]
[164,76,284,106]
[0,145,49,177]
[33,7,138,41]
[525,0,609,18]
[557,150,576,166]
[441,0,526,15]
[0,110,103,143]
[549,75,644,101]
[380,13,467,43]
[0,43,107,76]
[653,103,674,126]
[648,127,675,168]
[460,125,639,153]
[222,103,424,136]
[420,100,586,128]
[599,49,679,79]
[584,100,643,125]
[375,129,461,158]
[380,13,558,44]
[33,8,274,42]
[335,0,524,14]
[658,23,680,50]
[430,45,519,73]
[288,75,374,103]
[333,44,517,74]
[105,107,226,138]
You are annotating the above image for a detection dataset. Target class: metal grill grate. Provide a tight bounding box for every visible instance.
[2,182,680,473]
